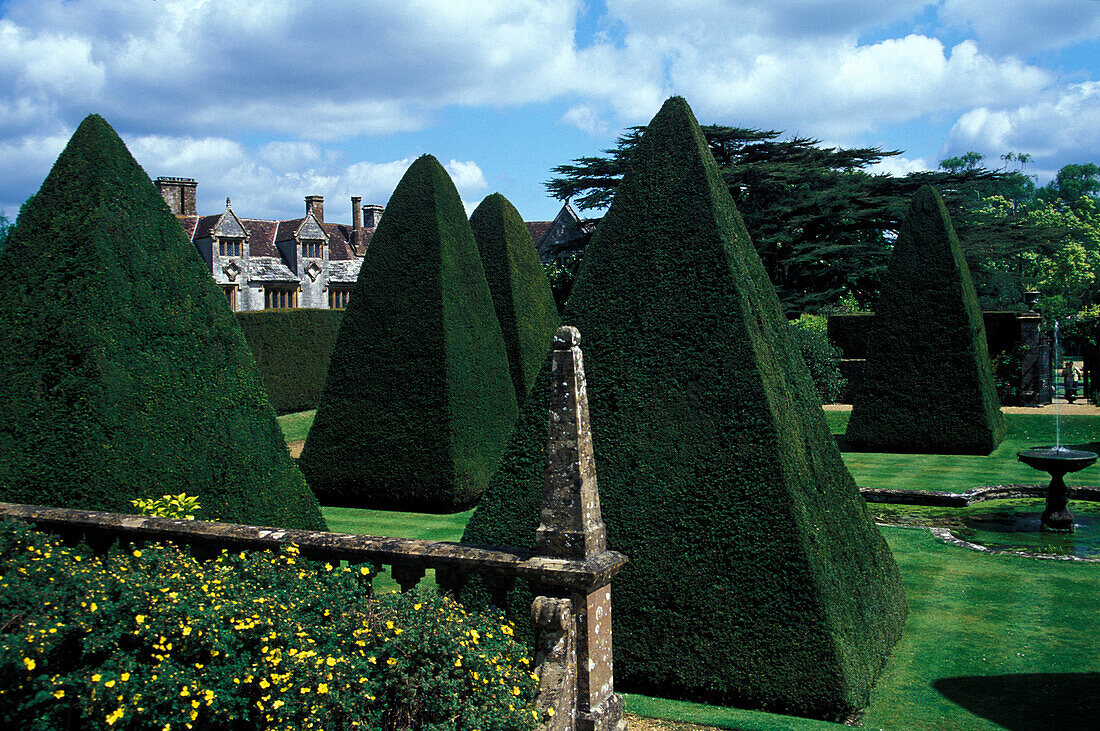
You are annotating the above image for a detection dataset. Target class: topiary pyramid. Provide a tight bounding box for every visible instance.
[462,97,907,720]
[469,193,559,402]
[0,114,325,531]
[298,155,518,512]
[846,185,1006,454]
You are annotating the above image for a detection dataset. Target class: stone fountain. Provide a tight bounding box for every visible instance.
[1017,447,1097,531]
[1017,320,1097,532]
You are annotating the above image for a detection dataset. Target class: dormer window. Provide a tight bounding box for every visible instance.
[302,239,323,258]
[219,238,243,257]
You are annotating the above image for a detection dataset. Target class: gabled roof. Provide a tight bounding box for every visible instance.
[294,214,326,241]
[212,206,248,238]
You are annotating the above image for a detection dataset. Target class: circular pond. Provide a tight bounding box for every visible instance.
[872,499,1100,559]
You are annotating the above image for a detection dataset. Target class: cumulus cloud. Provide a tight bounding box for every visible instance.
[869,155,934,177]
[946,82,1100,168]
[2,0,1099,216]
[939,0,1100,57]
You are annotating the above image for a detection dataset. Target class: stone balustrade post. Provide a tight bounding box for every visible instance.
[533,326,626,731]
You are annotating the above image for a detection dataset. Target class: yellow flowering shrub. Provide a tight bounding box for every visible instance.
[0,520,537,730]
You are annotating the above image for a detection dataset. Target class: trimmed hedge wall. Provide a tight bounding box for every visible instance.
[845,185,1006,454]
[298,155,518,512]
[462,97,906,720]
[0,115,325,531]
[235,309,344,415]
[470,193,559,403]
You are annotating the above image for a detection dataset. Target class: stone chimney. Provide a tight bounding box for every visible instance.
[305,195,324,222]
[156,177,198,216]
[363,204,383,228]
[351,196,362,251]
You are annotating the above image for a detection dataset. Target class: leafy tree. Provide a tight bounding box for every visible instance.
[548,127,1007,313]
[1039,163,1100,212]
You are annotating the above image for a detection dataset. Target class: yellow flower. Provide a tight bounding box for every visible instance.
[120,673,129,681]
[317,683,329,694]
[89,603,97,612]
[325,657,336,667]
[92,673,102,682]
[273,700,285,709]
[132,550,142,558]
[105,680,116,688]
[358,566,370,576]
[386,658,397,666]
[385,621,394,630]
[22,657,35,671]
[259,679,270,689]
[52,690,64,699]
[180,687,190,697]
[135,615,146,624]
[501,625,513,636]
[414,603,422,610]
[512,686,521,696]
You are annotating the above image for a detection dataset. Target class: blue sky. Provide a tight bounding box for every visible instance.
[2,0,1100,224]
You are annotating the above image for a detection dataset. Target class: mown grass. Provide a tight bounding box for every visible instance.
[284,409,1100,729]
[826,411,1100,493]
[319,506,474,595]
[276,409,315,443]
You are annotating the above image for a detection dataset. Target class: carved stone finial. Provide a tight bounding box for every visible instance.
[553,326,580,349]
[226,196,232,208]
[536,326,607,560]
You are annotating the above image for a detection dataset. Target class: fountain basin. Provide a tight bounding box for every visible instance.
[1017,447,1098,531]
[1018,447,1097,475]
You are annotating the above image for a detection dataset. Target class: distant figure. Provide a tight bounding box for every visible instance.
[1062,361,1080,403]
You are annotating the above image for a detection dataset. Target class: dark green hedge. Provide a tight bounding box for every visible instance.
[829,311,1024,361]
[298,155,518,512]
[470,193,559,402]
[0,115,325,531]
[235,309,344,415]
[845,186,1006,454]
[462,97,906,720]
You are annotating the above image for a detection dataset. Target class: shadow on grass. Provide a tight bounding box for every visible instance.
[833,434,854,452]
[933,673,1100,730]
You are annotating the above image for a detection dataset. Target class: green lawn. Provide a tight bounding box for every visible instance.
[284,409,1100,729]
[827,411,1100,493]
[276,409,315,442]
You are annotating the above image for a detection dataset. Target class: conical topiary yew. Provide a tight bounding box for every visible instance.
[298,155,518,512]
[0,114,325,530]
[462,97,907,720]
[846,185,1006,454]
[469,193,559,402]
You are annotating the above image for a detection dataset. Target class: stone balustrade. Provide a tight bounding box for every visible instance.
[0,325,627,731]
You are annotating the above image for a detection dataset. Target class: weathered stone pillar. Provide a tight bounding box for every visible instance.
[534,326,626,731]
[1018,312,1045,406]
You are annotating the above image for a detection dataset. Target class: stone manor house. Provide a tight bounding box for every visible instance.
[156,177,594,312]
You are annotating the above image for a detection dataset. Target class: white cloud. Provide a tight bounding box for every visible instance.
[561,104,609,134]
[870,155,933,177]
[444,159,490,193]
[946,82,1100,167]
[0,132,71,213]
[939,0,1100,56]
